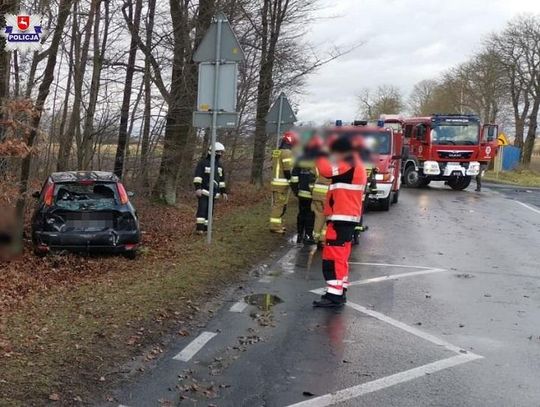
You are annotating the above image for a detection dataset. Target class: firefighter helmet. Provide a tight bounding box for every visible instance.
[330,135,353,153]
[282,131,299,146]
[306,134,324,150]
[209,142,225,154]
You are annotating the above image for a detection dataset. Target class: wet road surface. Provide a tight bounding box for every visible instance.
[107,182,540,407]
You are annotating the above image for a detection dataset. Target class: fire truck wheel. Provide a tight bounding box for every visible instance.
[403,165,422,188]
[392,189,399,204]
[448,176,472,191]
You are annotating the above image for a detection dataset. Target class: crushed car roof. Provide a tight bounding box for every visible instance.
[50,171,119,183]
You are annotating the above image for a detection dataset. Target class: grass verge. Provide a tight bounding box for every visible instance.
[0,199,295,406]
[484,169,540,188]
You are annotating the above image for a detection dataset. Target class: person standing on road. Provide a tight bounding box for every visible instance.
[290,136,319,244]
[476,163,488,192]
[269,131,299,234]
[193,142,227,234]
[309,135,331,245]
[313,135,367,308]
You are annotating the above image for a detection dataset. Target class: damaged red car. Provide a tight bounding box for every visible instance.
[31,171,140,258]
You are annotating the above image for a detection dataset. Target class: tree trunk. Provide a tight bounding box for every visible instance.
[522,99,539,165]
[80,0,108,170]
[139,0,156,190]
[0,0,16,143]
[14,0,74,251]
[57,0,97,171]
[114,0,142,178]
[153,0,214,204]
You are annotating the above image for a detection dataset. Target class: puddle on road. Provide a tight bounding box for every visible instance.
[244,293,283,311]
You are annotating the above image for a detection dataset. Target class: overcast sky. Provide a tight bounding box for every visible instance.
[298,0,540,124]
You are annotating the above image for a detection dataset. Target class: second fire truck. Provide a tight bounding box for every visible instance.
[401,114,498,190]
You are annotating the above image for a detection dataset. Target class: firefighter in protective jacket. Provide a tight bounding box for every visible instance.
[269,131,298,233]
[290,137,319,244]
[313,135,367,308]
[193,142,227,233]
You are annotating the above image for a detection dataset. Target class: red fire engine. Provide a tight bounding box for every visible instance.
[401,114,498,190]
[329,120,402,210]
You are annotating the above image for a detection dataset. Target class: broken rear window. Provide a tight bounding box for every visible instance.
[53,183,119,211]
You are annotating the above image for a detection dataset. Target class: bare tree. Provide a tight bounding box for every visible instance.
[358,85,404,120]
[488,16,540,164]
[15,0,75,250]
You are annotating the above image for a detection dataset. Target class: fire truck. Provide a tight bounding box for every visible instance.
[401,114,498,190]
[329,120,402,210]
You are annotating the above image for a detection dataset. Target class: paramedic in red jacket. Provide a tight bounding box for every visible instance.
[313,135,367,308]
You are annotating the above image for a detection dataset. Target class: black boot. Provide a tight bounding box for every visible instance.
[303,234,316,245]
[313,294,345,308]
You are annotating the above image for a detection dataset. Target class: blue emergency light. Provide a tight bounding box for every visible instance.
[335,120,343,127]
[377,119,385,127]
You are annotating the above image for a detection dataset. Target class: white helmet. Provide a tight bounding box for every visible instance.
[209,142,225,154]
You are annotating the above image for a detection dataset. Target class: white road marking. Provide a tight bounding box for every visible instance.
[258,275,274,283]
[229,301,248,312]
[173,331,217,362]
[285,353,483,407]
[349,262,437,269]
[346,301,466,353]
[118,405,131,407]
[348,268,444,286]
[310,268,445,295]
[516,200,540,215]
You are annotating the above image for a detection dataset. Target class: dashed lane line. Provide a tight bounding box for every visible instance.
[285,353,483,407]
[172,331,217,362]
[516,200,540,215]
[229,301,248,312]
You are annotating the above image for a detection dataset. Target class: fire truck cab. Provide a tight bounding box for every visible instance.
[329,120,402,210]
[401,114,498,190]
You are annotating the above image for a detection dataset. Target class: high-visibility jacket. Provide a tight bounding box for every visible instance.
[290,156,316,199]
[271,146,294,188]
[316,154,367,223]
[193,156,226,197]
[312,168,331,202]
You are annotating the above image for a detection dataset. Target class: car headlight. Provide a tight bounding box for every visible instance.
[423,161,440,175]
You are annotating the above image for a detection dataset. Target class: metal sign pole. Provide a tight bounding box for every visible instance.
[207,17,223,244]
[276,94,284,148]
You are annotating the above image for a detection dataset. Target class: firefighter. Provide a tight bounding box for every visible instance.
[308,135,331,245]
[269,131,299,233]
[351,135,377,244]
[313,135,367,308]
[193,142,227,234]
[290,136,319,244]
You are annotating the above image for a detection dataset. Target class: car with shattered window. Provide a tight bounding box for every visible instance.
[31,171,140,258]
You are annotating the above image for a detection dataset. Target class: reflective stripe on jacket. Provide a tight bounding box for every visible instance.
[316,154,367,222]
[271,147,294,186]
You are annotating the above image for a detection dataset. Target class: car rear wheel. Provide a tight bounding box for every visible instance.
[123,250,138,260]
[448,176,472,191]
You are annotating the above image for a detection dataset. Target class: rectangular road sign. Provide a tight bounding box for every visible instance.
[197,62,238,112]
[193,111,238,129]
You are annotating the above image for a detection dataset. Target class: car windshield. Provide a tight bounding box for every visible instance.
[431,124,479,145]
[384,122,403,132]
[362,131,391,154]
[54,182,118,210]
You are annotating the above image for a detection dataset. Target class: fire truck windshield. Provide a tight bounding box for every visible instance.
[431,123,479,145]
[364,132,391,154]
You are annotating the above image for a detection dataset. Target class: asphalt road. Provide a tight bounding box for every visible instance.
[108,182,540,407]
